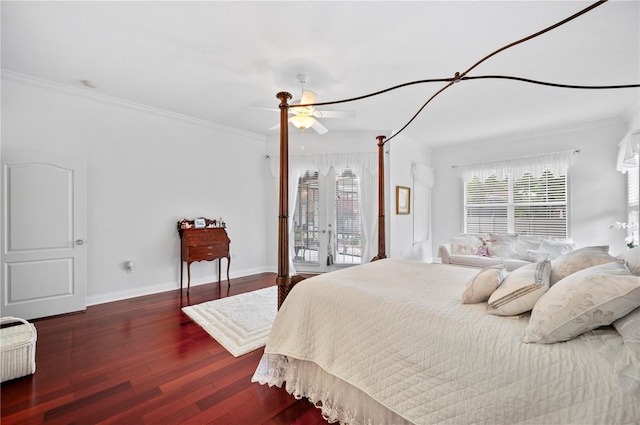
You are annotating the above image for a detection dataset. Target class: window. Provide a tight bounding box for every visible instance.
[627,154,639,246]
[335,169,361,264]
[293,171,319,263]
[464,171,568,238]
[616,131,639,247]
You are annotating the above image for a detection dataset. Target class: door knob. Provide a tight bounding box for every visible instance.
[75,239,85,246]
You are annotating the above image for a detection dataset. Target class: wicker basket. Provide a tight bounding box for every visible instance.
[1,316,37,382]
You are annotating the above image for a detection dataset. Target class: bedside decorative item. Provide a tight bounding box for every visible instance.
[610,221,638,248]
[396,186,410,214]
[194,218,206,229]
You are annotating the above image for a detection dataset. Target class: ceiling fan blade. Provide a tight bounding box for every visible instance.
[311,119,328,135]
[300,90,317,106]
[313,110,356,119]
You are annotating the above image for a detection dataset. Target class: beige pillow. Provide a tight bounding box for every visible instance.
[550,245,615,285]
[486,260,551,316]
[461,265,508,304]
[524,261,640,344]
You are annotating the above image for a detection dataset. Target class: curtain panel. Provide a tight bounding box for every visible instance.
[268,152,378,268]
[454,150,576,183]
[617,130,640,174]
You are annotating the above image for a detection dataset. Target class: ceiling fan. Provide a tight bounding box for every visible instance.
[271,74,356,135]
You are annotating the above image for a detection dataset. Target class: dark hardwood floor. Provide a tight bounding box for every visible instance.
[1,273,327,425]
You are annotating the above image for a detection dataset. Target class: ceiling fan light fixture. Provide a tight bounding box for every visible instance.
[290,114,315,130]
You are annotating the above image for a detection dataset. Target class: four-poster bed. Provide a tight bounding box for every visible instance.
[256,1,640,423]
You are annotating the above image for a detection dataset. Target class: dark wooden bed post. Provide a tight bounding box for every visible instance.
[276,91,292,309]
[275,91,307,309]
[371,135,387,261]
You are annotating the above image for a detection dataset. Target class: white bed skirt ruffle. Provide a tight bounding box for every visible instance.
[251,353,413,425]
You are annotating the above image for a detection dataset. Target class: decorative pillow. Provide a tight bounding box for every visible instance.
[614,306,640,347]
[486,260,551,316]
[450,235,482,255]
[617,245,640,276]
[461,265,508,304]
[539,239,574,260]
[488,233,518,258]
[550,245,615,285]
[524,261,640,344]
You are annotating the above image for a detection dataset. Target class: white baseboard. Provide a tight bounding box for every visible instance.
[86,266,273,306]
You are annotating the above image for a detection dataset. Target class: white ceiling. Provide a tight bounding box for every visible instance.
[2,1,639,147]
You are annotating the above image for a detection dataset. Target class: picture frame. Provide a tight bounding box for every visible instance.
[396,186,411,215]
[194,218,206,229]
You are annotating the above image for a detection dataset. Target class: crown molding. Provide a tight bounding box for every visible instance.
[1,70,265,141]
[434,115,628,154]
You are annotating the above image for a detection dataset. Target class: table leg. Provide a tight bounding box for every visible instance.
[187,262,191,294]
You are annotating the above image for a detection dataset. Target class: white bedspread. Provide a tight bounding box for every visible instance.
[253,259,639,424]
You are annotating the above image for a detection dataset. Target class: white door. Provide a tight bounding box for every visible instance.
[293,168,362,273]
[1,150,87,320]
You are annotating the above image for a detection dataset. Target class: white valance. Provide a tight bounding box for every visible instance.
[268,152,378,177]
[454,150,576,183]
[411,163,435,187]
[616,130,640,174]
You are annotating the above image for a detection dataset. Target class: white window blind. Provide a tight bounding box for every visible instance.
[464,172,567,237]
[459,151,573,238]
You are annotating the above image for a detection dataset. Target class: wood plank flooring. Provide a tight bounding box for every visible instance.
[1,273,327,425]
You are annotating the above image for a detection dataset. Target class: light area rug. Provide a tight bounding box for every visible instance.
[182,286,277,357]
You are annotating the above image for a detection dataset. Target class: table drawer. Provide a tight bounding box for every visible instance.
[184,233,228,247]
[188,246,228,260]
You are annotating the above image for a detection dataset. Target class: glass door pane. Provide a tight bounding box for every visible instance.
[293,171,319,264]
[334,169,361,265]
[293,168,362,272]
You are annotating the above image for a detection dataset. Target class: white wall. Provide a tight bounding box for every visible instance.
[388,135,433,261]
[1,72,270,305]
[431,118,631,257]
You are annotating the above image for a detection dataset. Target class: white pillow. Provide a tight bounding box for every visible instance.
[617,245,640,276]
[450,235,482,255]
[461,265,508,304]
[550,245,615,285]
[486,260,551,316]
[514,235,542,260]
[539,239,574,260]
[488,233,518,258]
[523,261,640,344]
[525,249,550,262]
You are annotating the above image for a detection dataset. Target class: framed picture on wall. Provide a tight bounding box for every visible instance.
[396,186,410,214]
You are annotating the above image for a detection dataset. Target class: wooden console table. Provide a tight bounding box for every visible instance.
[177,218,230,293]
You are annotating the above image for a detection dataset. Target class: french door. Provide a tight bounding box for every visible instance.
[293,168,362,273]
